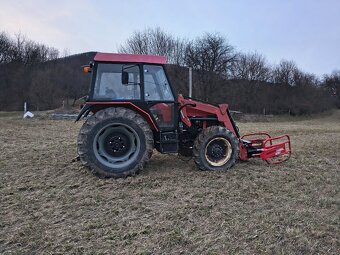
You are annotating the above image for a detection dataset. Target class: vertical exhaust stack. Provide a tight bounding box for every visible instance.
[189,67,192,98]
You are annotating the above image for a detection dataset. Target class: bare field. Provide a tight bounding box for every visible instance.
[0,112,339,254]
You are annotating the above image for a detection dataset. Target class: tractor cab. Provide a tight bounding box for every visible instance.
[84,53,177,131]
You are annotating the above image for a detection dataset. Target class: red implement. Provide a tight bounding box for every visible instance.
[241,133,291,164]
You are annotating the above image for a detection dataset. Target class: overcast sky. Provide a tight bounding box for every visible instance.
[0,0,339,76]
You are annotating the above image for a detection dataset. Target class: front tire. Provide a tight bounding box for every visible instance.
[193,126,239,171]
[77,107,153,178]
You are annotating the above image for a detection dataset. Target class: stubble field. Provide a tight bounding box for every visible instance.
[0,111,339,254]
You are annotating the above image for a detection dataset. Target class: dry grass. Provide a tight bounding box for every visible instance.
[0,112,339,254]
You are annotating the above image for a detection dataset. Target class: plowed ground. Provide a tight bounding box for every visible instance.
[1,112,339,254]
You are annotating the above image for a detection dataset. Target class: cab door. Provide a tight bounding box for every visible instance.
[143,64,177,131]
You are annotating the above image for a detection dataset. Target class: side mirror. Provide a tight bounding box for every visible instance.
[122,71,129,85]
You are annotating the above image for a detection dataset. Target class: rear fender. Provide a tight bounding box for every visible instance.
[75,104,92,122]
[82,102,159,131]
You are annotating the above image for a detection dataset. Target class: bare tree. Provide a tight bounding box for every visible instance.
[148,27,174,56]
[231,52,270,82]
[323,70,340,108]
[119,27,187,65]
[0,32,12,64]
[0,32,59,65]
[293,69,319,87]
[185,33,234,75]
[119,30,149,55]
[168,37,188,66]
[184,33,235,100]
[271,60,298,85]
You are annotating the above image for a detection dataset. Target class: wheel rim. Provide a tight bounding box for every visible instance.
[205,137,232,167]
[93,123,141,169]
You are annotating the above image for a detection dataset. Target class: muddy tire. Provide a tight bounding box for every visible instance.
[193,126,239,171]
[77,107,153,178]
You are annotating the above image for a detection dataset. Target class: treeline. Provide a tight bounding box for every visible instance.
[0,29,339,114]
[120,27,340,114]
[0,32,93,111]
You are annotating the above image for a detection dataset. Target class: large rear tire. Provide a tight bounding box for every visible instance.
[193,126,239,171]
[77,107,153,178]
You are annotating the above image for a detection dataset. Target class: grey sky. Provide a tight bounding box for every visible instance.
[0,0,339,76]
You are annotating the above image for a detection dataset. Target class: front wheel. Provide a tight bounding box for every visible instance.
[193,126,239,171]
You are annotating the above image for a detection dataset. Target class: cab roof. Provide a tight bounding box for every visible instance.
[94,52,167,64]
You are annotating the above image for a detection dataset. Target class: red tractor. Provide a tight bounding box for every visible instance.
[77,53,291,178]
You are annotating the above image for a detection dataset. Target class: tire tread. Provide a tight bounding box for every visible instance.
[193,126,239,171]
[77,107,153,178]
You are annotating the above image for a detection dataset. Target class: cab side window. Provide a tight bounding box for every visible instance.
[144,65,174,101]
[93,63,140,100]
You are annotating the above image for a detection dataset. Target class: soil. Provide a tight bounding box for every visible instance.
[0,111,339,254]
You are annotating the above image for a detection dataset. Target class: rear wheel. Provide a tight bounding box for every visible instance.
[193,126,239,171]
[77,107,153,178]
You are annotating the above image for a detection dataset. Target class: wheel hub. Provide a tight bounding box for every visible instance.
[104,133,130,157]
[211,144,225,158]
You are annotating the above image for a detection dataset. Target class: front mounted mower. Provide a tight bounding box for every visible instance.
[76,53,291,178]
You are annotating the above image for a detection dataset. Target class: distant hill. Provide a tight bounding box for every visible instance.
[0,52,96,111]
[0,51,335,114]
[53,51,97,65]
